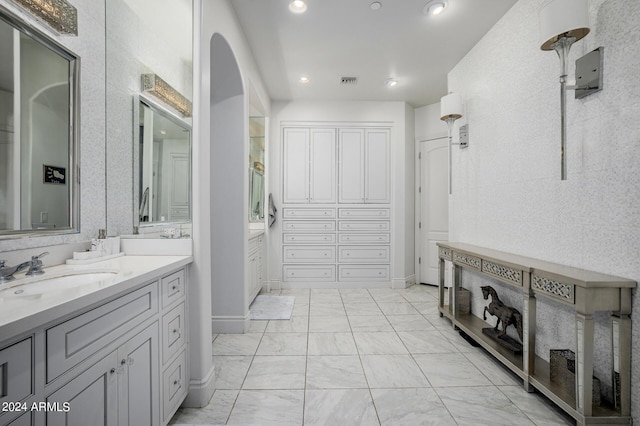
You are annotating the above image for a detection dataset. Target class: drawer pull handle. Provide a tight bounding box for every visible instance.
[173,328,179,334]
[110,368,116,375]
[174,379,180,386]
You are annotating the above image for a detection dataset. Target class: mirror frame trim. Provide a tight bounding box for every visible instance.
[0,3,81,240]
[133,93,192,229]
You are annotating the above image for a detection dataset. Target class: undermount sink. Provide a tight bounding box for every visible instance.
[0,270,118,302]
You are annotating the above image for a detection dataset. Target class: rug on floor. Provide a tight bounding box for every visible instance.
[249,295,295,320]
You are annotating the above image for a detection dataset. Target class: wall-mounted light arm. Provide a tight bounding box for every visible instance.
[440,92,465,194]
[539,0,590,180]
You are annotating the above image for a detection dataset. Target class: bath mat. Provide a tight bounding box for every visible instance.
[250,295,295,320]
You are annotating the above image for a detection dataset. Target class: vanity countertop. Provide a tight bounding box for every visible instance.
[0,255,192,340]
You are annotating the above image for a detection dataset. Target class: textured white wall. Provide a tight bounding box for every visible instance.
[448,0,640,415]
[105,0,193,236]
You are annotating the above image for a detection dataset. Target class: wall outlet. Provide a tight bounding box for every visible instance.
[163,227,176,236]
[40,212,48,223]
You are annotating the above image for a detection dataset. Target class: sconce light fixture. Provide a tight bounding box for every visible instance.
[141,73,192,118]
[440,92,466,194]
[539,0,590,180]
[12,0,77,35]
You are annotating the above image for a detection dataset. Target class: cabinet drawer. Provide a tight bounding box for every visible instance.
[283,246,336,263]
[248,236,263,254]
[283,265,336,282]
[162,350,187,421]
[161,269,186,308]
[46,282,158,382]
[338,245,390,263]
[338,221,389,231]
[339,265,390,281]
[0,338,33,405]
[162,303,186,364]
[339,233,389,244]
[284,221,335,232]
[283,208,336,219]
[338,208,390,219]
[283,233,336,244]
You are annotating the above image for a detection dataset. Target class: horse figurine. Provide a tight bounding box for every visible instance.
[481,285,523,342]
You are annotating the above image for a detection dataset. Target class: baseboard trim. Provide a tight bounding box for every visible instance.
[212,313,251,334]
[279,281,391,289]
[392,275,416,289]
[182,365,215,408]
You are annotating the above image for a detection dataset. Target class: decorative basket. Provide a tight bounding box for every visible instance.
[550,349,601,406]
[448,287,471,315]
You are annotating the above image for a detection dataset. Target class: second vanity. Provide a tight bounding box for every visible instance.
[0,254,192,426]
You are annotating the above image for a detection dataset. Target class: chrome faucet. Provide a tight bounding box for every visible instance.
[0,252,49,283]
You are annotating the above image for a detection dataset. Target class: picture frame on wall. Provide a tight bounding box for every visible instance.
[43,165,66,184]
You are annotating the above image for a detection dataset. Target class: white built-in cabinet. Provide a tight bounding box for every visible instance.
[281,125,392,285]
[0,267,188,426]
[283,128,336,204]
[248,233,265,306]
[338,128,390,204]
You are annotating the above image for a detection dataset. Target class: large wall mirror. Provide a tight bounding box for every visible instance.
[136,97,191,227]
[0,6,79,238]
[249,85,266,224]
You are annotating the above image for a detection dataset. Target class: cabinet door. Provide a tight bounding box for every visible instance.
[46,352,118,426]
[309,128,336,203]
[283,128,310,203]
[118,323,159,426]
[338,129,365,203]
[364,129,390,203]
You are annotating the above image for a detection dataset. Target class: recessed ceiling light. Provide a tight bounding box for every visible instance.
[289,0,307,14]
[385,78,398,87]
[423,0,448,16]
[370,2,382,11]
[299,76,310,84]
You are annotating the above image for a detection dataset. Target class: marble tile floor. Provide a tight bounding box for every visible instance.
[169,285,574,426]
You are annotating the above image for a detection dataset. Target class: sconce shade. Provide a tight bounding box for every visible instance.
[539,0,590,50]
[440,93,463,121]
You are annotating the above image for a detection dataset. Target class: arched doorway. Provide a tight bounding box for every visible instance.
[209,33,248,333]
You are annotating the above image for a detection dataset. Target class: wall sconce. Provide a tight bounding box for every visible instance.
[539,0,590,180]
[141,73,192,118]
[440,92,466,194]
[12,0,77,35]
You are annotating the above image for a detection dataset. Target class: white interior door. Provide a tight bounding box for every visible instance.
[419,138,448,285]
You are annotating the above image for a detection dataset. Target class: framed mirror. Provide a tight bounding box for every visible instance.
[0,5,79,238]
[248,85,266,224]
[135,96,191,227]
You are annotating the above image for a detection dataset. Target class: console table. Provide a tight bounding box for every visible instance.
[437,242,636,426]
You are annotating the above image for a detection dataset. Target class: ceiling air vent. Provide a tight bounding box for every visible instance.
[340,76,358,85]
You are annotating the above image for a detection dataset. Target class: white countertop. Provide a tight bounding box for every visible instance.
[0,255,193,340]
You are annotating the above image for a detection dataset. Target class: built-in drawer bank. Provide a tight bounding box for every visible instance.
[283,265,336,281]
[283,233,336,244]
[338,245,390,263]
[338,221,389,231]
[338,208,389,219]
[338,265,390,281]
[283,208,336,219]
[283,245,336,263]
[283,220,336,232]
[338,233,389,244]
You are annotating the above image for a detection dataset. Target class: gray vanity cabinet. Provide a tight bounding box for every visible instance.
[0,264,189,426]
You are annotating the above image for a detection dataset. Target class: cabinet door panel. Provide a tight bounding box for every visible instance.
[365,129,390,203]
[310,129,336,203]
[338,129,364,203]
[118,323,159,426]
[283,128,310,203]
[46,352,118,426]
[0,338,32,405]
